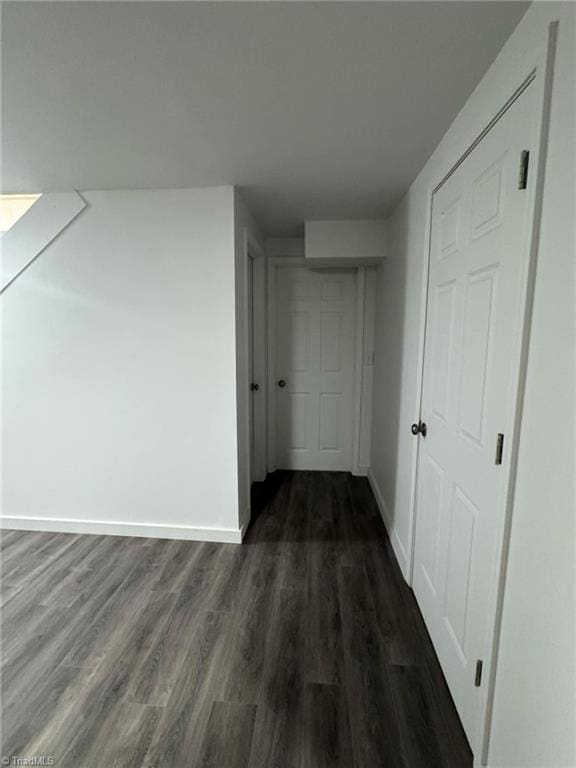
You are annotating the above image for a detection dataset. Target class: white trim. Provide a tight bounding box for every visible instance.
[246,229,265,261]
[239,517,250,542]
[367,470,408,574]
[351,268,366,475]
[247,230,268,485]
[238,226,266,532]
[405,25,557,766]
[268,256,308,267]
[239,228,252,518]
[0,515,244,543]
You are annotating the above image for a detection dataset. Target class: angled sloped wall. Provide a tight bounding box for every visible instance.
[1,192,86,291]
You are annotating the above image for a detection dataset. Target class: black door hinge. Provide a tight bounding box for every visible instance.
[475,660,483,687]
[495,433,504,465]
[518,150,530,190]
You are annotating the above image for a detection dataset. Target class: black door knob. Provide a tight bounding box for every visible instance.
[411,421,427,437]
[250,383,260,392]
[278,379,286,388]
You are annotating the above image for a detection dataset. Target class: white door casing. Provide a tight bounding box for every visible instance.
[247,253,256,484]
[274,266,356,471]
[412,82,537,745]
[245,233,267,488]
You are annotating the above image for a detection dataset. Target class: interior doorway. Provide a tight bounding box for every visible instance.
[244,233,267,511]
[267,263,373,473]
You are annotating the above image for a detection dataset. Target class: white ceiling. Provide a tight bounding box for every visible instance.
[1,1,528,236]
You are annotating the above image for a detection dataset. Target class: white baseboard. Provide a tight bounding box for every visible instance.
[352,465,369,477]
[0,515,243,544]
[238,505,252,536]
[367,470,409,578]
[239,518,250,541]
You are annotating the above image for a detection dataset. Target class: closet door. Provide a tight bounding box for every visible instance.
[412,82,537,743]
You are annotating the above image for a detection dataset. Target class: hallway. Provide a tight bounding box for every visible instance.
[1,471,471,767]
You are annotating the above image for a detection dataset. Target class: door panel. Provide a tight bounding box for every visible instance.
[320,312,343,372]
[444,484,477,657]
[275,267,355,471]
[413,83,537,745]
[319,393,341,450]
[419,455,445,597]
[458,267,498,447]
[282,392,308,450]
[431,281,456,421]
[288,312,310,371]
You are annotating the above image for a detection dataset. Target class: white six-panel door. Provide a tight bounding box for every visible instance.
[275,267,356,471]
[413,83,537,744]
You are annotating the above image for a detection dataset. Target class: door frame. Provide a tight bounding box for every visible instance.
[406,24,558,766]
[247,246,256,485]
[243,229,267,491]
[266,257,369,475]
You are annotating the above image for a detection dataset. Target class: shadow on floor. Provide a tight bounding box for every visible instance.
[247,469,385,544]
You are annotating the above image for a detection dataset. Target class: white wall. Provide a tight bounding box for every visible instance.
[265,238,305,258]
[305,219,388,265]
[370,3,576,766]
[2,187,244,541]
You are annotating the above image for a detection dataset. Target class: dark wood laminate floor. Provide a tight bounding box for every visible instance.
[1,471,472,768]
